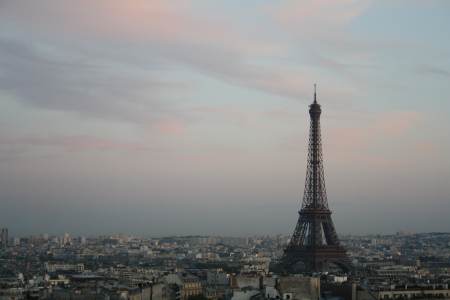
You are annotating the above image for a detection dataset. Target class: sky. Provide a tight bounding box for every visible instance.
[0,0,449,237]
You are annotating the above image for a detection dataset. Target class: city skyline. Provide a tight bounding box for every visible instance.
[1,1,450,236]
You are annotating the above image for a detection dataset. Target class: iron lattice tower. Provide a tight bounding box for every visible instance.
[281,86,351,273]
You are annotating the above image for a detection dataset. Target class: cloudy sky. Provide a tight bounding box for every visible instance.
[0,0,449,237]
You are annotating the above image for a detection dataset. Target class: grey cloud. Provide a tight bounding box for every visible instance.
[0,135,152,153]
[0,0,317,103]
[0,36,313,128]
[416,65,450,78]
[0,38,183,123]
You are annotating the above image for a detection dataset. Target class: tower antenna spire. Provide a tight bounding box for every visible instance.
[313,83,317,103]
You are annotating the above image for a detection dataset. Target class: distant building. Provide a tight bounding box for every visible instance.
[165,273,202,300]
[231,274,262,290]
[276,276,320,300]
[357,284,450,300]
[229,274,319,300]
[207,269,229,286]
[45,262,84,273]
[62,232,71,245]
[0,228,8,248]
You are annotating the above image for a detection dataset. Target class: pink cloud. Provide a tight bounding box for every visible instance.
[265,0,377,79]
[155,118,186,135]
[191,106,252,127]
[2,1,185,40]
[324,110,424,166]
[329,110,422,146]
[1,0,272,56]
[414,141,438,153]
[374,111,422,136]
[268,0,371,34]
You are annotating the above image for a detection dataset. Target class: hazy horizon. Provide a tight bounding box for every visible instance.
[1,1,450,237]
[9,229,449,239]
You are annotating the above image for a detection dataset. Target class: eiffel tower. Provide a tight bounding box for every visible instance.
[281,85,351,273]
